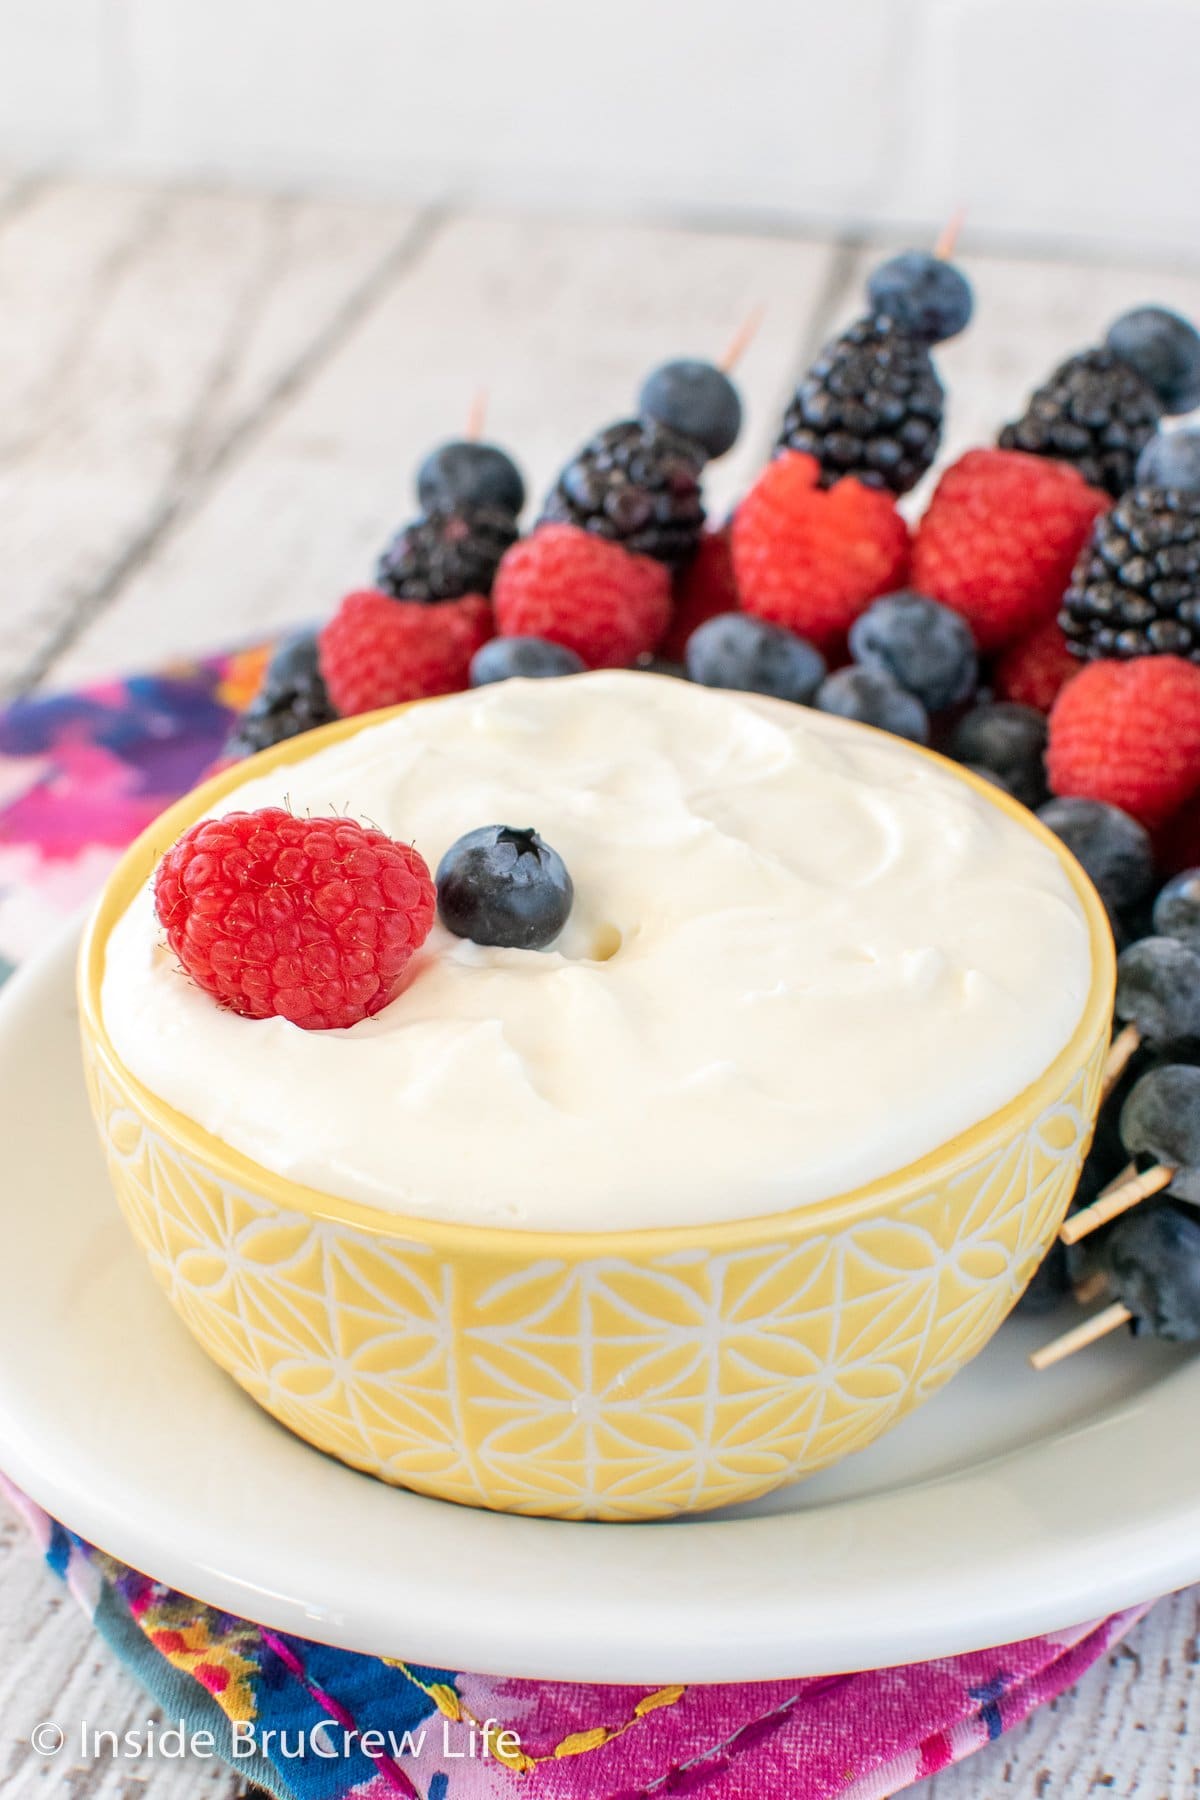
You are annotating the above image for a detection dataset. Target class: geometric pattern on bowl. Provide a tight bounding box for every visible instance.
[82,1033,1106,1521]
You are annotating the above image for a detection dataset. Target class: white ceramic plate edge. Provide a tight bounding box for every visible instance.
[0,921,1196,1683]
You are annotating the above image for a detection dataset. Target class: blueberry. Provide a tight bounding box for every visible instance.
[1115,937,1200,1045]
[964,763,1021,802]
[865,251,974,344]
[436,826,573,950]
[965,761,1055,820]
[224,629,337,758]
[815,667,930,744]
[1101,1203,1200,1340]
[416,441,526,517]
[1035,797,1155,914]
[1015,1239,1072,1316]
[848,591,977,712]
[470,637,585,686]
[1106,306,1200,415]
[1154,868,1200,953]
[1119,1064,1200,1202]
[1105,904,1131,952]
[686,612,826,703]
[951,703,1048,810]
[1135,428,1200,495]
[1078,1133,1136,1209]
[261,629,322,700]
[637,360,742,460]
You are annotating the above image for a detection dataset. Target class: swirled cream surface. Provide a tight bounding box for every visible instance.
[102,672,1092,1228]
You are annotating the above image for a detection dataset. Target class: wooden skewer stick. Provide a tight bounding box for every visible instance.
[1030,1300,1133,1371]
[1098,1158,1135,1198]
[934,207,967,261]
[465,387,488,442]
[1100,1020,1141,1104]
[1073,1270,1110,1307]
[719,305,766,374]
[1060,1162,1177,1246]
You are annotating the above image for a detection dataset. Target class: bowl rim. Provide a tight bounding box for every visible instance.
[78,685,1116,1259]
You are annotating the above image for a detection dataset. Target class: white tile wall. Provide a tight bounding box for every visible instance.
[902,0,1200,259]
[0,0,1197,260]
[0,0,116,147]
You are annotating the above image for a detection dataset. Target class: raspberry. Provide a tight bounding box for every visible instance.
[993,617,1081,714]
[730,452,910,653]
[1046,655,1200,828]
[911,449,1108,653]
[319,590,492,716]
[154,808,436,1030]
[660,527,739,661]
[492,524,671,669]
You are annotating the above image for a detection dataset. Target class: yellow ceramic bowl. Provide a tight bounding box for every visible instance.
[78,706,1115,1521]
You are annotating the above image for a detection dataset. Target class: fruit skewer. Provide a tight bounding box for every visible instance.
[999,306,1200,498]
[218,409,527,755]
[774,242,972,498]
[537,349,744,568]
[1096,932,1200,1109]
[309,412,526,719]
[493,339,748,670]
[1064,918,1200,1244]
[1059,1062,1200,1245]
[1033,1200,1200,1368]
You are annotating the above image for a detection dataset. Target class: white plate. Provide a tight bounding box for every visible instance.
[1,921,1198,1683]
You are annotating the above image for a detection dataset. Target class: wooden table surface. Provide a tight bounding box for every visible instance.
[0,171,1197,1796]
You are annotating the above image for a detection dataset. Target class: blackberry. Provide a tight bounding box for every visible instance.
[223,631,337,759]
[998,348,1161,498]
[777,315,943,496]
[539,419,706,564]
[1060,486,1200,663]
[375,504,517,602]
